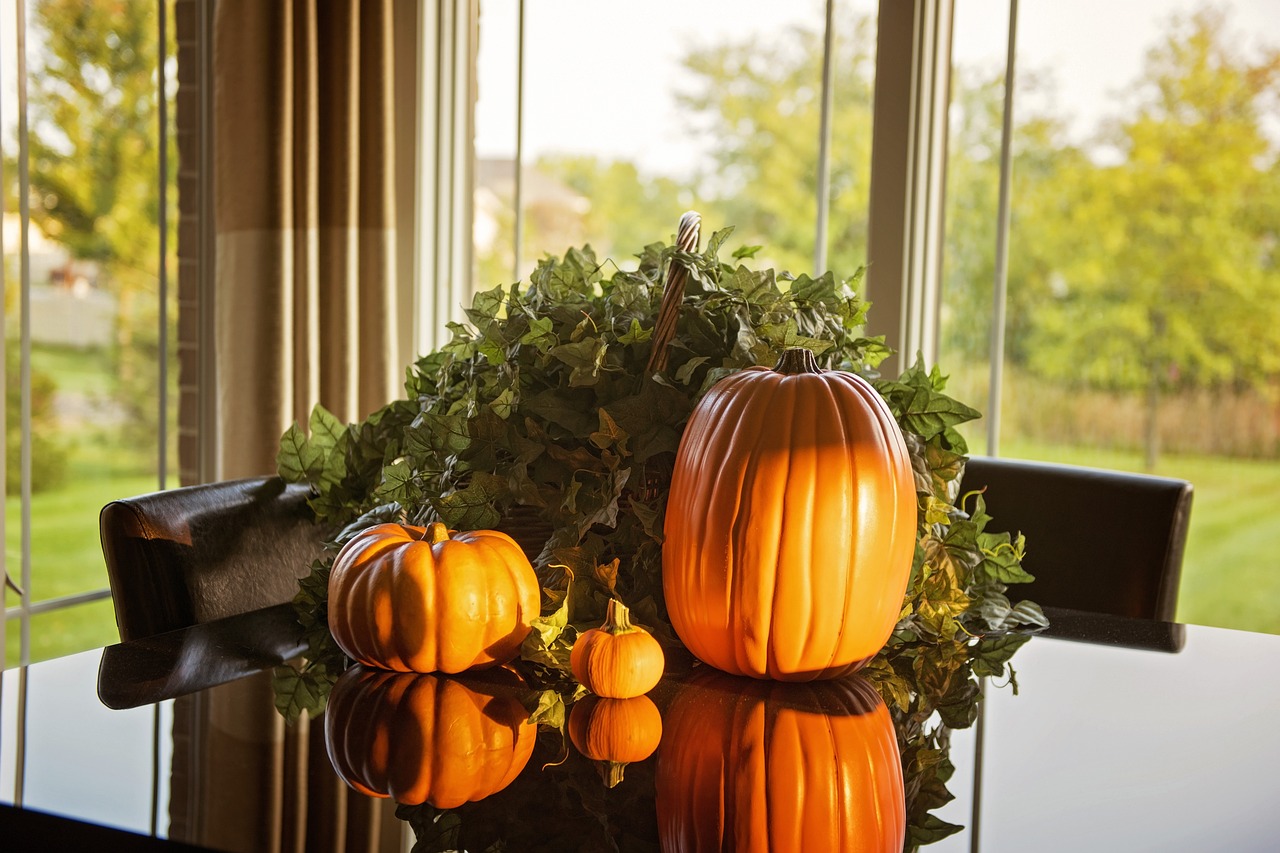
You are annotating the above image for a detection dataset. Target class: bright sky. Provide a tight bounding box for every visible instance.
[1,1,1276,170]
[475,0,1280,172]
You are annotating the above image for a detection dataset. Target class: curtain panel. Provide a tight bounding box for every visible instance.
[213,0,399,480]
[200,5,403,848]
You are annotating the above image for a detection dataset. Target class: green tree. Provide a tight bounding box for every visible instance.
[939,66,1083,369]
[4,342,67,494]
[677,10,877,276]
[1025,8,1280,468]
[474,156,692,294]
[24,0,175,450]
[537,154,690,261]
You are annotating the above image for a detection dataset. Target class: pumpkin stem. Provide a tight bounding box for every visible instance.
[603,598,637,634]
[424,522,451,545]
[599,760,627,788]
[773,347,822,375]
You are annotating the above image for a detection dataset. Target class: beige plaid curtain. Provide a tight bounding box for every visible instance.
[213,0,400,479]
[184,3,405,848]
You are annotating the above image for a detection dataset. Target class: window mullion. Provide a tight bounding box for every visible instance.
[159,0,170,491]
[814,0,836,276]
[512,0,525,283]
[987,0,1019,458]
[867,0,954,377]
[17,0,33,668]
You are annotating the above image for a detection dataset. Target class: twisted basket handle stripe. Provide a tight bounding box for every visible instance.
[646,211,702,375]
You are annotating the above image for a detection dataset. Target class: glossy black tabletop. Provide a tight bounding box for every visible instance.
[2,606,1279,852]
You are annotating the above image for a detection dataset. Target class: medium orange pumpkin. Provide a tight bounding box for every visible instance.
[567,694,663,787]
[323,665,536,808]
[569,598,665,698]
[663,347,916,680]
[327,521,540,673]
[656,670,905,852]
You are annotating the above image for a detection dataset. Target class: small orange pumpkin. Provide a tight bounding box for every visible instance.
[568,694,663,787]
[656,670,905,852]
[323,665,536,808]
[327,521,540,673]
[663,347,916,680]
[569,598,665,698]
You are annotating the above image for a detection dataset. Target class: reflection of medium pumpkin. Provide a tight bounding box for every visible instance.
[656,670,905,852]
[327,522,540,673]
[663,348,916,680]
[324,665,536,808]
[568,694,663,788]
[570,599,666,698]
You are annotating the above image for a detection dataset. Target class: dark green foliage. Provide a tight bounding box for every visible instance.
[5,342,68,494]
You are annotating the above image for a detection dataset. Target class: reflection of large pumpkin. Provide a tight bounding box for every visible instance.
[656,670,905,852]
[324,665,536,808]
[663,348,916,680]
[327,522,540,673]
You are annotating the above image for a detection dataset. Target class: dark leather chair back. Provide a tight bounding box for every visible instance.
[959,456,1193,622]
[100,476,329,641]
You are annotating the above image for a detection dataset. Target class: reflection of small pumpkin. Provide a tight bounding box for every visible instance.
[568,694,663,788]
[327,522,540,673]
[324,665,536,808]
[657,669,905,852]
[570,599,665,698]
[663,347,916,680]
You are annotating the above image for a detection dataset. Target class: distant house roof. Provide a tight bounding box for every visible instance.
[475,158,590,213]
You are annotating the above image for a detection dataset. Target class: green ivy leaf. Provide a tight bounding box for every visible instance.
[308,404,346,454]
[548,338,608,387]
[977,531,1034,585]
[276,422,320,483]
[375,460,417,504]
[435,472,504,530]
[272,662,337,723]
[617,317,653,346]
[588,408,629,453]
[519,315,558,351]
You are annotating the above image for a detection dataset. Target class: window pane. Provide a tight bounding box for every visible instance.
[474,0,878,298]
[941,0,1280,634]
[4,0,177,662]
[4,597,119,668]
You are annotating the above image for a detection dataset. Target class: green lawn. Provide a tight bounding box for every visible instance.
[29,342,116,398]
[5,432,157,667]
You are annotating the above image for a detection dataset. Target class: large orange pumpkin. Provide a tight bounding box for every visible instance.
[327,522,540,673]
[656,670,905,852]
[663,347,916,680]
[323,665,536,808]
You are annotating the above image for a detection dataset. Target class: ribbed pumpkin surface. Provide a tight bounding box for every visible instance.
[663,349,916,680]
[327,522,540,673]
[324,666,535,808]
[656,671,905,852]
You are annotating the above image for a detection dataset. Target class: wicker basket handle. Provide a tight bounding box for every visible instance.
[646,211,702,375]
